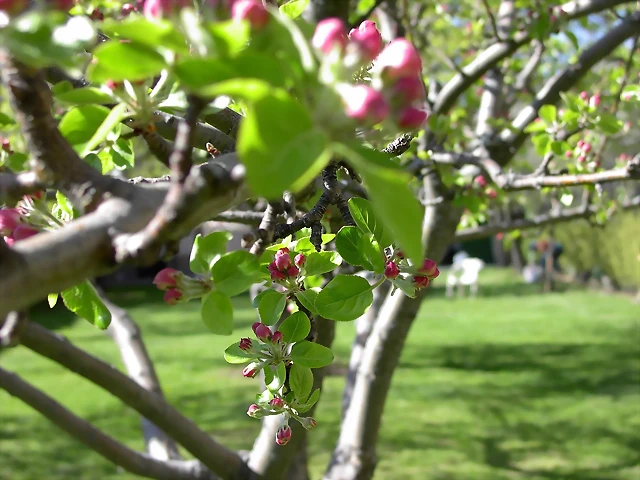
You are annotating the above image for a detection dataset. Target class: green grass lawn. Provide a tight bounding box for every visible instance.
[1,268,639,480]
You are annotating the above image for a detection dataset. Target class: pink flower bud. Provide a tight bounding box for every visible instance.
[294,253,306,267]
[580,91,589,100]
[397,107,428,131]
[243,363,260,378]
[239,337,253,351]
[485,187,498,199]
[384,261,400,279]
[153,268,180,290]
[396,250,405,259]
[232,0,269,30]
[269,397,285,408]
[413,275,430,289]
[11,224,38,241]
[163,288,182,305]
[565,150,573,158]
[271,331,283,343]
[268,262,287,281]
[299,416,317,430]
[3,236,15,246]
[252,322,272,341]
[473,175,487,187]
[312,18,347,54]
[0,208,21,236]
[419,259,439,278]
[247,403,264,418]
[391,76,424,105]
[577,140,584,148]
[590,94,601,107]
[375,38,422,81]
[275,249,292,270]
[582,142,592,153]
[2,139,12,154]
[349,20,383,61]
[275,425,292,446]
[344,85,389,125]
[143,0,190,20]
[286,265,300,278]
[578,155,586,163]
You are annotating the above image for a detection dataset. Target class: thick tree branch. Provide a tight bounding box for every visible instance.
[0,366,214,480]
[0,311,27,348]
[0,171,48,203]
[18,322,251,480]
[212,210,264,225]
[153,110,236,155]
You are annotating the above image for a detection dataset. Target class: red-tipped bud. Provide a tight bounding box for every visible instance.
[565,150,573,158]
[419,259,439,278]
[271,331,283,343]
[90,8,104,20]
[344,85,389,125]
[578,155,587,163]
[10,224,38,241]
[349,20,383,61]
[375,38,422,81]
[286,265,300,278]
[163,288,182,305]
[232,0,269,29]
[0,208,21,236]
[2,139,13,154]
[239,337,253,351]
[247,403,264,418]
[396,250,405,259]
[153,268,180,290]
[577,139,584,148]
[312,18,348,54]
[582,142,592,153]
[143,0,190,19]
[590,94,601,107]
[485,187,498,199]
[413,275,430,289]
[299,417,317,430]
[384,261,400,279]
[252,322,272,341]
[473,175,487,187]
[242,363,260,378]
[121,3,135,15]
[396,107,428,131]
[391,76,424,105]
[580,91,589,100]
[275,249,292,270]
[294,253,306,267]
[269,397,285,408]
[268,262,287,281]
[275,425,292,446]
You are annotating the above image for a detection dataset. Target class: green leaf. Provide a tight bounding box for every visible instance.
[289,363,313,400]
[564,30,580,51]
[111,138,135,168]
[315,274,373,322]
[538,105,556,124]
[595,112,622,135]
[206,20,251,57]
[101,17,189,53]
[303,251,342,276]
[0,112,16,127]
[212,251,265,297]
[335,226,367,267]
[296,388,320,413]
[60,281,111,329]
[47,293,58,308]
[360,233,385,273]
[532,133,551,157]
[54,87,114,105]
[190,231,232,274]
[348,197,393,249]
[280,0,309,18]
[201,291,234,336]
[264,362,286,393]
[279,311,311,343]
[258,289,287,326]
[391,277,417,298]
[292,234,334,254]
[224,342,261,364]
[550,140,565,156]
[59,105,110,149]
[295,288,320,315]
[524,121,548,133]
[289,341,334,368]
[87,42,166,83]
[81,103,128,157]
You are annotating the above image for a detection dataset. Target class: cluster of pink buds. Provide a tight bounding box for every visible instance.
[250,321,283,344]
[152,267,212,304]
[413,258,440,289]
[470,175,498,199]
[384,250,439,292]
[268,248,300,282]
[579,91,601,109]
[0,207,40,246]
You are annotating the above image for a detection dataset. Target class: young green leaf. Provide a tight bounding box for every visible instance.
[190,231,232,274]
[59,105,110,148]
[289,363,313,400]
[303,251,342,276]
[348,197,393,248]
[201,291,234,336]
[295,388,320,413]
[335,226,367,267]
[81,103,128,157]
[289,341,334,368]
[212,250,265,297]
[280,0,309,19]
[100,17,189,53]
[224,342,261,364]
[279,311,311,343]
[258,289,287,325]
[87,42,166,83]
[538,105,556,124]
[47,293,58,308]
[264,362,286,393]
[54,87,114,105]
[60,281,111,329]
[315,274,374,322]
[360,233,385,273]
[294,288,320,315]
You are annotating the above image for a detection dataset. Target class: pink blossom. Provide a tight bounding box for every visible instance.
[312,18,348,54]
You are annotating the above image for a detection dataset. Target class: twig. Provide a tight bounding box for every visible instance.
[382,134,413,156]
[0,311,26,348]
[481,0,501,40]
[250,201,281,256]
[531,151,555,177]
[141,130,173,168]
[211,210,264,225]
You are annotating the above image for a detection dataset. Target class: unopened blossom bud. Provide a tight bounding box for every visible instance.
[163,288,182,305]
[582,142,592,153]
[577,139,584,148]
[143,0,190,20]
[10,224,38,241]
[413,275,430,289]
[232,0,269,29]
[580,91,589,100]
[268,262,287,281]
[397,107,428,131]
[269,397,285,409]
[247,403,264,418]
[294,253,306,267]
[243,362,260,378]
[252,322,272,341]
[375,38,422,82]
[312,18,347,54]
[344,85,389,125]
[271,331,283,343]
[590,94,601,108]
[565,150,573,158]
[286,265,300,278]
[275,249,292,270]
[391,76,424,105]
[121,3,135,15]
[474,175,487,187]
[349,20,383,61]
[419,259,439,278]
[485,187,498,199]
[578,155,586,163]
[2,139,13,154]
[298,416,317,430]
[239,337,253,351]
[0,208,21,235]
[396,250,405,259]
[275,425,292,446]
[384,261,400,279]
[153,268,180,290]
